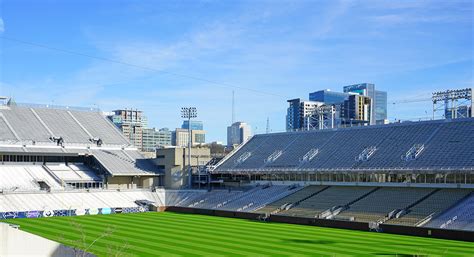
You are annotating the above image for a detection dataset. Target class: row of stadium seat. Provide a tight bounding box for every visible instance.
[256,185,473,229]
[215,119,474,171]
[0,165,63,191]
[46,163,101,182]
[166,185,301,212]
[385,189,472,226]
[337,187,434,222]
[257,185,327,214]
[425,192,474,231]
[0,191,155,212]
[0,106,128,145]
[217,185,300,212]
[275,186,375,218]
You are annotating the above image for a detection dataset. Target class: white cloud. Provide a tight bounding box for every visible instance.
[0,18,4,33]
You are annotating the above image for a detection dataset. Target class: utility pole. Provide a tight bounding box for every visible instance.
[181,107,197,188]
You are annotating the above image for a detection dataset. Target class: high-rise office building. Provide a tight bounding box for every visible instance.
[173,128,206,147]
[108,109,145,149]
[309,89,350,105]
[343,83,387,124]
[341,94,372,126]
[142,128,172,152]
[286,98,325,131]
[181,120,204,130]
[227,122,252,147]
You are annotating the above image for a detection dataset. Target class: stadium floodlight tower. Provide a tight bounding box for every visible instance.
[181,107,197,188]
[306,105,336,130]
[432,88,473,120]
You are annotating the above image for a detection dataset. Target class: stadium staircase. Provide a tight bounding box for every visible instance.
[42,165,65,186]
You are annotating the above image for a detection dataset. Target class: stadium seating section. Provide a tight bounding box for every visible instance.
[215,119,474,172]
[0,106,158,176]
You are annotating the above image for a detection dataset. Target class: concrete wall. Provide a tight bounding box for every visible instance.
[107,176,133,189]
[156,147,211,189]
[0,223,94,257]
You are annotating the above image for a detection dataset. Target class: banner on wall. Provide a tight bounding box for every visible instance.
[0,206,144,220]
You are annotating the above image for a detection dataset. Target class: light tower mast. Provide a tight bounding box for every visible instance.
[181,107,197,188]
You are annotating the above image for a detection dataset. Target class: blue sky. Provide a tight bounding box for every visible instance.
[0,0,472,142]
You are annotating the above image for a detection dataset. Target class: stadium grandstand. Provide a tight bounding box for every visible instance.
[0,99,473,237]
[209,118,474,231]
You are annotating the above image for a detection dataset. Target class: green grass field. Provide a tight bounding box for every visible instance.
[4,212,474,257]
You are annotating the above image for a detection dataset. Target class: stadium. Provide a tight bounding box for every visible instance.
[1,100,474,256]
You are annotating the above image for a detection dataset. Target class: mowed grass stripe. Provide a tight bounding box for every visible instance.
[64,214,474,253]
[165,212,474,251]
[16,215,468,253]
[164,212,471,247]
[117,213,467,256]
[27,217,298,257]
[105,213,425,256]
[9,219,199,257]
[139,212,474,256]
[6,212,474,257]
[10,218,232,256]
[31,215,341,257]
[66,213,350,257]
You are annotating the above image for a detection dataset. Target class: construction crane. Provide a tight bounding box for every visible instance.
[391,98,431,105]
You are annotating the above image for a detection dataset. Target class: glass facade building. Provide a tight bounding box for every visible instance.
[375,90,388,124]
[142,128,172,152]
[309,89,349,105]
[181,120,204,130]
[343,83,387,124]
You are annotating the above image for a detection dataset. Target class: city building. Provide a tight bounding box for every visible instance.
[286,98,325,131]
[341,94,372,126]
[142,128,173,152]
[181,120,204,130]
[309,89,349,105]
[108,109,145,149]
[173,128,206,147]
[343,83,387,124]
[227,122,252,147]
[154,147,211,189]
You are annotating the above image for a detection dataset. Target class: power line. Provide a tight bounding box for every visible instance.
[0,36,286,98]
